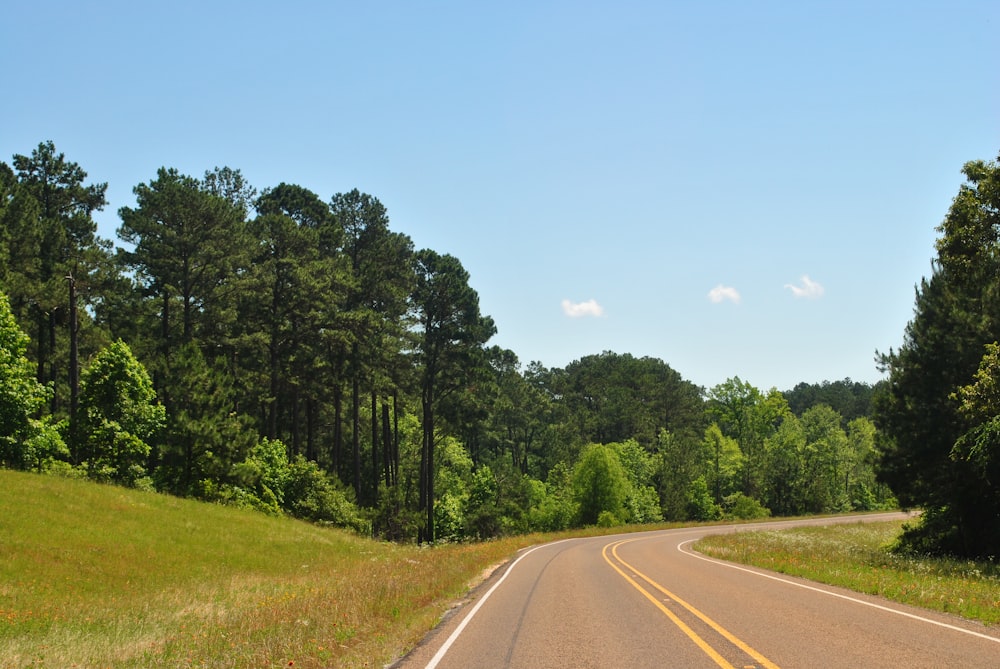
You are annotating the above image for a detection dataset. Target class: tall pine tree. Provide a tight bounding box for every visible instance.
[875,153,1000,558]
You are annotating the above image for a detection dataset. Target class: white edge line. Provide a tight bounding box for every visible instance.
[424,540,572,669]
[678,538,1000,645]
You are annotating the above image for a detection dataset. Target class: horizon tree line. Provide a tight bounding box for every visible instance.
[16,139,994,555]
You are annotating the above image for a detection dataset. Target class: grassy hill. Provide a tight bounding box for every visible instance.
[0,470,525,668]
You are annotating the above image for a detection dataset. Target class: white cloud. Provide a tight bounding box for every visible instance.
[785,275,825,299]
[708,285,741,304]
[561,298,604,318]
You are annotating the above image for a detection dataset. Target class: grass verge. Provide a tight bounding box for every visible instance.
[0,470,536,668]
[2,470,689,668]
[3,468,723,669]
[694,521,1000,626]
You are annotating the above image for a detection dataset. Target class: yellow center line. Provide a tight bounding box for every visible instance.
[603,538,780,669]
[601,540,734,669]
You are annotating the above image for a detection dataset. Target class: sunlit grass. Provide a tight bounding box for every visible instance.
[694,521,1000,626]
[2,466,726,668]
[0,470,529,668]
[2,468,707,668]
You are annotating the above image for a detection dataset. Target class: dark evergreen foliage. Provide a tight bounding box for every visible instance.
[783,379,876,423]
[874,153,1000,559]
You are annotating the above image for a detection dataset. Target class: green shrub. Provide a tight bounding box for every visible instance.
[282,456,366,533]
[434,492,466,541]
[529,492,578,532]
[370,482,421,542]
[464,465,503,539]
[626,484,664,524]
[597,510,622,527]
[724,492,770,520]
[686,476,722,521]
[0,291,53,470]
[528,462,578,531]
[20,417,70,472]
[573,444,628,525]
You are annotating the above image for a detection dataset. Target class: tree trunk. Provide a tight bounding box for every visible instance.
[291,387,301,456]
[352,372,361,499]
[48,309,58,414]
[68,274,79,423]
[268,337,278,440]
[392,389,400,486]
[371,388,379,504]
[306,398,316,461]
[418,396,428,543]
[420,380,435,543]
[332,386,343,476]
[35,310,47,388]
[160,288,171,409]
[382,399,392,487]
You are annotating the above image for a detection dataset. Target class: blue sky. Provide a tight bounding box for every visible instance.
[3,1,998,391]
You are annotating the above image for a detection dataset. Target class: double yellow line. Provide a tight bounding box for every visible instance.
[602,538,780,669]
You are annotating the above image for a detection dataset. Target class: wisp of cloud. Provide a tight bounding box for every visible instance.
[708,285,741,304]
[562,299,604,318]
[785,275,825,299]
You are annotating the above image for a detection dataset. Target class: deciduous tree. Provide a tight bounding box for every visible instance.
[77,339,165,486]
[573,443,629,525]
[0,291,63,470]
[707,378,789,499]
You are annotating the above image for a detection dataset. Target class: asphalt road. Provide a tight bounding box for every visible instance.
[393,513,1000,668]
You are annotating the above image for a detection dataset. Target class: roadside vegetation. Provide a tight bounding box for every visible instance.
[0,469,530,669]
[695,520,1000,626]
[5,470,998,669]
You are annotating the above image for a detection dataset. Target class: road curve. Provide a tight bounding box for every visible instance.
[392,513,1000,669]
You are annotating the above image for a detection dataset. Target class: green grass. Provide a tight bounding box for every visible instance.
[0,469,533,668]
[694,521,1000,626]
[0,471,708,668]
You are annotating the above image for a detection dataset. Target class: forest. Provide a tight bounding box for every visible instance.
[2,138,965,547]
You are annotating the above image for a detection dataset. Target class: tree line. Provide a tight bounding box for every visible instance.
[0,139,936,547]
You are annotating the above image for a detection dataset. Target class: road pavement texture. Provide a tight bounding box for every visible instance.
[393,513,1000,668]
